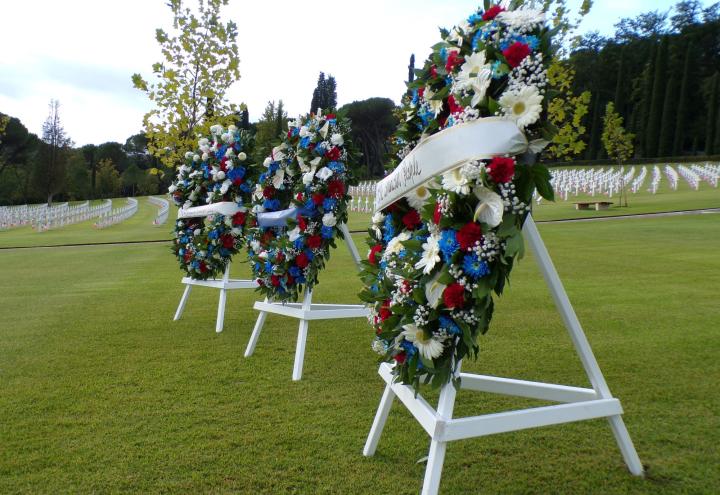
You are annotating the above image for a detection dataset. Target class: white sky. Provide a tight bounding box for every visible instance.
[0,0,695,146]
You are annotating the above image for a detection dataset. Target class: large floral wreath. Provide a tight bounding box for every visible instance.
[247,111,356,301]
[359,4,556,391]
[170,124,258,280]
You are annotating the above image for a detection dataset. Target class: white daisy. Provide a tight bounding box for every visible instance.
[414,234,441,274]
[405,181,434,210]
[473,186,504,227]
[401,324,445,360]
[499,86,543,129]
[442,167,470,195]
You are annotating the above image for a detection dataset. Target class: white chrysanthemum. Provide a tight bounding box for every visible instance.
[330,133,344,146]
[495,9,545,29]
[473,186,504,227]
[184,151,193,159]
[414,234,441,274]
[499,86,543,129]
[322,212,337,227]
[198,137,209,147]
[384,231,412,259]
[237,152,247,161]
[406,182,433,210]
[372,211,385,225]
[442,167,470,195]
[401,324,444,360]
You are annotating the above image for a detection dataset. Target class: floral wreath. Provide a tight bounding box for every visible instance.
[359,4,556,391]
[246,111,357,301]
[170,125,258,280]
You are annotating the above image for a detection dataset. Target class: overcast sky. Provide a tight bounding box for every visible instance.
[0,0,696,146]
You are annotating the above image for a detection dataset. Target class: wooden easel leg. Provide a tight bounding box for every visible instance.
[608,415,644,476]
[244,298,268,357]
[363,383,396,457]
[292,289,313,381]
[174,284,192,321]
[421,379,458,495]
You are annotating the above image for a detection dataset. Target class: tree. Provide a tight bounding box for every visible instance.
[132,0,240,170]
[646,36,669,157]
[0,114,8,145]
[254,100,278,160]
[705,72,719,155]
[325,75,337,110]
[602,102,634,206]
[274,100,287,138]
[672,41,694,155]
[33,100,73,205]
[310,72,325,113]
[338,98,397,178]
[309,72,337,112]
[96,158,121,198]
[671,1,703,31]
[122,163,145,196]
[65,150,91,200]
[546,61,591,161]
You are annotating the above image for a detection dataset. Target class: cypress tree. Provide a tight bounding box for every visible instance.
[408,54,415,84]
[614,47,625,118]
[646,36,669,158]
[325,75,337,110]
[705,72,718,155]
[658,73,678,157]
[275,100,285,138]
[310,72,325,113]
[673,41,694,156]
[639,43,657,157]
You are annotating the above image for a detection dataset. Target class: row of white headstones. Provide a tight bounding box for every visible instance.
[347,164,720,210]
[0,196,171,231]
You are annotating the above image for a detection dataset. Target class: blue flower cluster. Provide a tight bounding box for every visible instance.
[439,229,459,262]
[462,253,490,279]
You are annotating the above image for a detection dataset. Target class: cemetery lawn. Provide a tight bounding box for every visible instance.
[1,214,719,494]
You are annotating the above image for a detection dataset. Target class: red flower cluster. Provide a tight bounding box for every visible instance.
[379,300,392,321]
[443,283,466,309]
[503,42,531,68]
[430,65,438,78]
[271,274,281,287]
[297,215,307,231]
[325,146,341,161]
[307,235,322,249]
[402,209,421,230]
[295,252,310,268]
[263,186,275,198]
[232,211,246,226]
[368,244,383,265]
[221,234,235,249]
[433,202,442,224]
[487,156,515,184]
[327,179,345,198]
[457,222,483,250]
[312,193,325,205]
[482,5,505,20]
[448,95,464,115]
[445,51,463,73]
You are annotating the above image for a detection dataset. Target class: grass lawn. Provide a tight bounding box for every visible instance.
[1,213,718,493]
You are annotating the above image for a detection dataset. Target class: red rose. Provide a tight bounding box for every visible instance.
[402,209,421,230]
[286,274,294,285]
[312,193,326,205]
[199,261,208,273]
[503,42,531,68]
[418,87,425,99]
[379,303,392,322]
[326,113,336,120]
[183,251,192,263]
[296,192,304,202]
[232,176,243,186]
[271,275,281,287]
[325,146,341,161]
[263,186,275,198]
[487,156,515,184]
[457,222,483,250]
[430,65,438,78]
[482,5,505,20]
[232,211,246,226]
[368,244,383,265]
[221,234,235,249]
[220,157,228,171]
[433,202,442,224]
[307,235,322,249]
[443,283,466,309]
[295,252,310,268]
[261,230,275,245]
[327,180,345,198]
[445,50,463,73]
[276,252,284,262]
[297,215,307,232]
[395,352,407,364]
[448,95,464,115]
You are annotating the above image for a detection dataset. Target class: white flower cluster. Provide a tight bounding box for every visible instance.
[472,231,501,262]
[496,9,545,34]
[506,54,547,94]
[413,305,430,327]
[499,182,530,215]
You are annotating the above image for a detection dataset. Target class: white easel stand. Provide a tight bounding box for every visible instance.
[244,223,370,380]
[363,215,643,495]
[173,263,258,333]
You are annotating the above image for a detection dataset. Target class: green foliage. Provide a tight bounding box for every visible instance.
[646,36,669,158]
[602,102,634,164]
[132,0,240,170]
[546,61,591,161]
[96,158,121,199]
[706,72,719,155]
[33,100,73,205]
[310,72,337,113]
[254,100,280,160]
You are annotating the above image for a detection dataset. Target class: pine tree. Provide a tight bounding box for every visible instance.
[240,105,250,130]
[706,72,719,155]
[408,54,415,85]
[310,72,325,113]
[673,41,693,156]
[274,100,286,138]
[646,36,669,157]
[325,75,337,110]
[34,99,73,205]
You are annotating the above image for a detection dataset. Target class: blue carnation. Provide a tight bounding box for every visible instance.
[304,249,314,261]
[300,136,311,149]
[322,197,338,211]
[208,230,219,240]
[259,172,268,183]
[179,248,185,256]
[264,261,273,273]
[239,183,251,193]
[268,161,279,173]
[293,237,305,250]
[315,143,326,156]
[321,226,334,239]
[216,145,227,159]
[289,266,302,278]
[219,247,229,257]
[439,229,459,262]
[400,340,416,358]
[439,316,461,335]
[383,215,395,243]
[228,167,245,181]
[468,12,482,24]
[328,161,345,173]
[463,253,490,279]
[411,89,419,106]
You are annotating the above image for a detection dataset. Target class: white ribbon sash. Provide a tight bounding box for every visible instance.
[374,118,527,212]
[177,202,243,219]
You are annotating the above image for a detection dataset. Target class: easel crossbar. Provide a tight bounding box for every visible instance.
[253,300,369,320]
[378,364,622,442]
[181,277,258,290]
